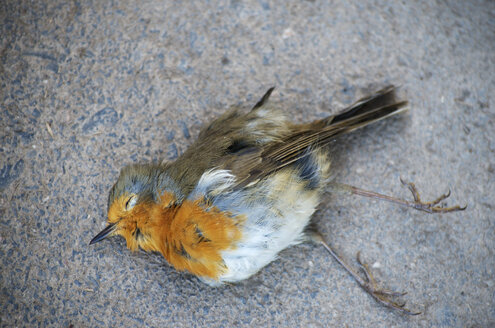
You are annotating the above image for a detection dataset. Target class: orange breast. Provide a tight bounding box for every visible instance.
[147,194,243,279]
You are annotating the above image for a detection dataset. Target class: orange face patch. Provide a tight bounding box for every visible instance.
[107,194,154,251]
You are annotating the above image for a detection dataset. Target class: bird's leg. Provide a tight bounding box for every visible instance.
[308,233,420,315]
[329,178,466,214]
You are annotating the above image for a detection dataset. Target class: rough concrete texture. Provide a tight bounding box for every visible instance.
[1,0,494,327]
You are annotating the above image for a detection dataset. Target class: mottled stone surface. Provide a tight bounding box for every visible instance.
[1,0,493,327]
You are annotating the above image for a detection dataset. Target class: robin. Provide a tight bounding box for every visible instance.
[90,86,464,314]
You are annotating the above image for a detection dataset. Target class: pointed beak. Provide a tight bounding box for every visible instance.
[89,223,116,245]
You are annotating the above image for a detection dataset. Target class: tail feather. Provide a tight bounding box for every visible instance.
[266,86,408,165]
[330,85,399,123]
[324,100,408,137]
[320,85,407,128]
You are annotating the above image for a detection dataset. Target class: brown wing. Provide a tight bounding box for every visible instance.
[231,86,408,189]
[164,88,290,196]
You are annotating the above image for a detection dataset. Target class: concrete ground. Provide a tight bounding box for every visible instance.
[1,0,494,327]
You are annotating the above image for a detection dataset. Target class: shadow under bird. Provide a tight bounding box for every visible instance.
[90,86,465,315]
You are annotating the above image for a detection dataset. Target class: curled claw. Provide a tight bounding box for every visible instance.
[400,178,421,202]
[433,189,451,205]
[338,179,466,214]
[399,178,466,214]
[317,239,421,315]
[354,252,421,315]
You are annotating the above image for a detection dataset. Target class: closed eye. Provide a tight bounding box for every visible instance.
[125,195,137,211]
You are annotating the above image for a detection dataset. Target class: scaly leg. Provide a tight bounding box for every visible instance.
[330,178,466,214]
[309,233,420,315]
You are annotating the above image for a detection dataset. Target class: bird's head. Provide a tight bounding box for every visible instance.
[90,163,179,251]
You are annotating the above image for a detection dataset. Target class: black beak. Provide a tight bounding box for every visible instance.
[89,223,116,245]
